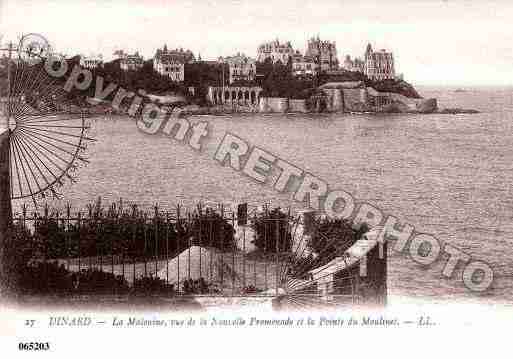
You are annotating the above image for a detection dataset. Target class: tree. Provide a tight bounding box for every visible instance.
[257,59,315,99]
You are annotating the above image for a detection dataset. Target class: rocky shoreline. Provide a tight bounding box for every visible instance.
[87,104,480,118]
[175,103,480,117]
[436,108,480,114]
[78,81,480,117]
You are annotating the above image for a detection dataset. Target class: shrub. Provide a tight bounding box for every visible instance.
[308,218,361,257]
[286,218,369,279]
[73,268,129,294]
[27,200,235,261]
[16,263,130,295]
[306,218,368,272]
[1,223,36,294]
[186,207,236,251]
[29,199,185,261]
[182,278,210,295]
[251,208,292,254]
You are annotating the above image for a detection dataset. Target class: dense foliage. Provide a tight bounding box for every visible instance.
[0,223,36,294]
[307,218,368,262]
[182,278,210,295]
[257,59,315,99]
[251,207,293,254]
[10,199,236,263]
[288,217,369,278]
[187,207,236,250]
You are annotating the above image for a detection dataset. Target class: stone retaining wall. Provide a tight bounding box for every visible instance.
[259,97,289,113]
[288,99,308,113]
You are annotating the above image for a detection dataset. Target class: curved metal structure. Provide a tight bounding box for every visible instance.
[1,34,94,207]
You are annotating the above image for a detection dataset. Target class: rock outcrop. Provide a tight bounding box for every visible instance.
[416,98,438,113]
[318,84,438,114]
[365,79,422,99]
[437,108,480,114]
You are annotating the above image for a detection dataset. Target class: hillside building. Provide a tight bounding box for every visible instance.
[153,45,196,82]
[291,51,316,77]
[364,43,395,80]
[342,55,364,73]
[305,36,339,72]
[79,54,103,69]
[115,50,144,71]
[218,53,256,84]
[257,39,294,64]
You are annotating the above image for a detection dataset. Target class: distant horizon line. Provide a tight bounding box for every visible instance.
[413,83,513,88]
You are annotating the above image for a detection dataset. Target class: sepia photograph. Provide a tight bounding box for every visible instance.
[0,0,512,357]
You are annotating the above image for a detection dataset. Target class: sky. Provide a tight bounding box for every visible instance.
[1,0,513,86]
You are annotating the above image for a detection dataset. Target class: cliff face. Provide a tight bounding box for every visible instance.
[316,83,437,114]
[415,98,438,113]
[258,86,438,114]
[366,88,437,113]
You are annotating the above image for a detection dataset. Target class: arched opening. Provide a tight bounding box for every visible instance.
[245,91,250,103]
[231,91,237,102]
[238,91,243,104]
[224,91,230,103]
[250,91,256,105]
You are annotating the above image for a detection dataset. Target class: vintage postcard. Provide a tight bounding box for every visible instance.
[0,0,511,357]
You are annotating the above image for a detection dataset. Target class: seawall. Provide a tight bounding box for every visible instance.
[257,84,438,114]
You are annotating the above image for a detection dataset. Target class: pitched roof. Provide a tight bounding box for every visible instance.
[155,47,195,64]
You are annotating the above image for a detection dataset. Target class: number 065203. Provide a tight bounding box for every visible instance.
[18,342,50,351]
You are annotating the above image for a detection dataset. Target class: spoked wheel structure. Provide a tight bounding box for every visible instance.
[1,34,95,207]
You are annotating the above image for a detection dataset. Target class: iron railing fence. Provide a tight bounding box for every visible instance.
[6,202,384,307]
[10,202,319,297]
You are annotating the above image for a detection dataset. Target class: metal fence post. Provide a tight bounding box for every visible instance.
[238,203,248,292]
[66,203,71,271]
[154,204,159,277]
[165,213,169,286]
[143,213,148,277]
[232,212,235,295]
[275,217,279,296]
[77,212,81,273]
[132,215,136,286]
[219,207,224,293]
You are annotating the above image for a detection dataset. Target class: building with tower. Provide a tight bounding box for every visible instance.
[153,45,196,82]
[256,39,294,64]
[305,36,339,72]
[218,53,256,84]
[114,50,144,71]
[363,43,395,80]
